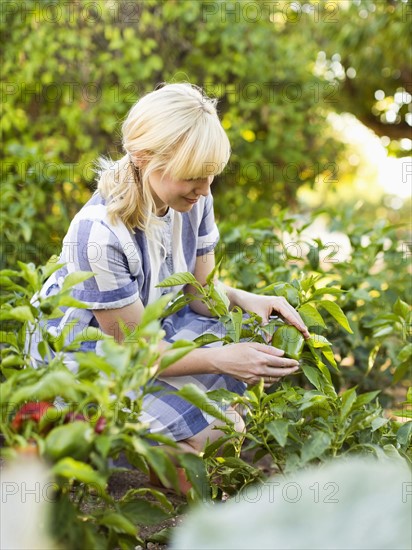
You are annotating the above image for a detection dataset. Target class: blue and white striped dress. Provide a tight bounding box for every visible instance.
[28,191,246,441]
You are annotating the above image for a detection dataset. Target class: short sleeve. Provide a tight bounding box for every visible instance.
[196,194,220,257]
[60,218,140,310]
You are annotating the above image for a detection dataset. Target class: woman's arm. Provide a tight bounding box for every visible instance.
[92,299,299,385]
[186,252,310,339]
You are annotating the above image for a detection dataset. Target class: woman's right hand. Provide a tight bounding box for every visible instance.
[213,342,300,387]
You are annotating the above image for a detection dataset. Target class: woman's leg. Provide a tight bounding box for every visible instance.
[180,406,245,453]
[149,407,245,494]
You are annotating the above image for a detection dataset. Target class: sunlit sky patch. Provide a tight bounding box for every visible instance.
[329,113,411,199]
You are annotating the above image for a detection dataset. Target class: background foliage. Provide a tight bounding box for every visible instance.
[1,0,411,268]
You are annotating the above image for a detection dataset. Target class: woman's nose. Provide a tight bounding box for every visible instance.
[195,177,213,196]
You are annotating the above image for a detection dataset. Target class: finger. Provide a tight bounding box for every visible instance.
[265,376,280,384]
[265,354,300,368]
[264,365,300,377]
[272,299,309,336]
[279,309,310,338]
[281,308,307,332]
[250,342,285,356]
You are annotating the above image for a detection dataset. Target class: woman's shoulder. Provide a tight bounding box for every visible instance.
[70,190,107,223]
[63,191,134,246]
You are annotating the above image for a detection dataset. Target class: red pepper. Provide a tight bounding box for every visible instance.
[64,411,107,434]
[94,416,107,434]
[11,402,54,432]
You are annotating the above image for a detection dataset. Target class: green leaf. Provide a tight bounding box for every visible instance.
[17,261,38,289]
[367,344,380,375]
[354,391,380,408]
[397,343,412,363]
[144,448,179,492]
[147,528,172,544]
[229,306,243,342]
[193,333,222,346]
[308,334,332,348]
[156,272,199,288]
[98,513,137,536]
[301,431,331,464]
[374,326,394,338]
[0,330,18,347]
[340,387,357,419]
[52,457,106,490]
[141,293,173,324]
[301,364,323,391]
[122,488,174,513]
[0,276,28,294]
[13,370,80,404]
[119,499,170,525]
[0,306,35,323]
[297,303,326,329]
[61,271,94,292]
[371,417,389,432]
[393,298,410,319]
[321,348,338,371]
[178,452,210,500]
[266,419,289,447]
[209,284,230,316]
[318,300,353,333]
[175,384,230,423]
[396,421,412,446]
[64,326,106,351]
[271,283,299,307]
[75,352,115,377]
[41,260,65,281]
[159,340,197,370]
[311,287,344,299]
[45,422,94,461]
[163,293,195,316]
[393,361,411,384]
[56,295,90,309]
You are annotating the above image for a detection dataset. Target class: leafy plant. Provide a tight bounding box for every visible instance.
[0,262,215,548]
[155,268,411,498]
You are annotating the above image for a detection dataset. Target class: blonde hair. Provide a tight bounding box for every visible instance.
[95,83,231,231]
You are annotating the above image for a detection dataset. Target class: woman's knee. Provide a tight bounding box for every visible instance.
[181,406,245,453]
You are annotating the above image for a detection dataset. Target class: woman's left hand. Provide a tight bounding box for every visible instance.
[238,293,310,340]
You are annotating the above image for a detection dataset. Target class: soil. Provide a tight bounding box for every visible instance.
[107,453,187,550]
[105,449,278,549]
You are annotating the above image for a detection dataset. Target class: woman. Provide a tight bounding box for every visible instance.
[29,83,309,454]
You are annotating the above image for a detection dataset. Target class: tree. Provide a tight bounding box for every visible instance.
[1,0,409,267]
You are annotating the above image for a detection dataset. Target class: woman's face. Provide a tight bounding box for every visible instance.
[148,170,214,216]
